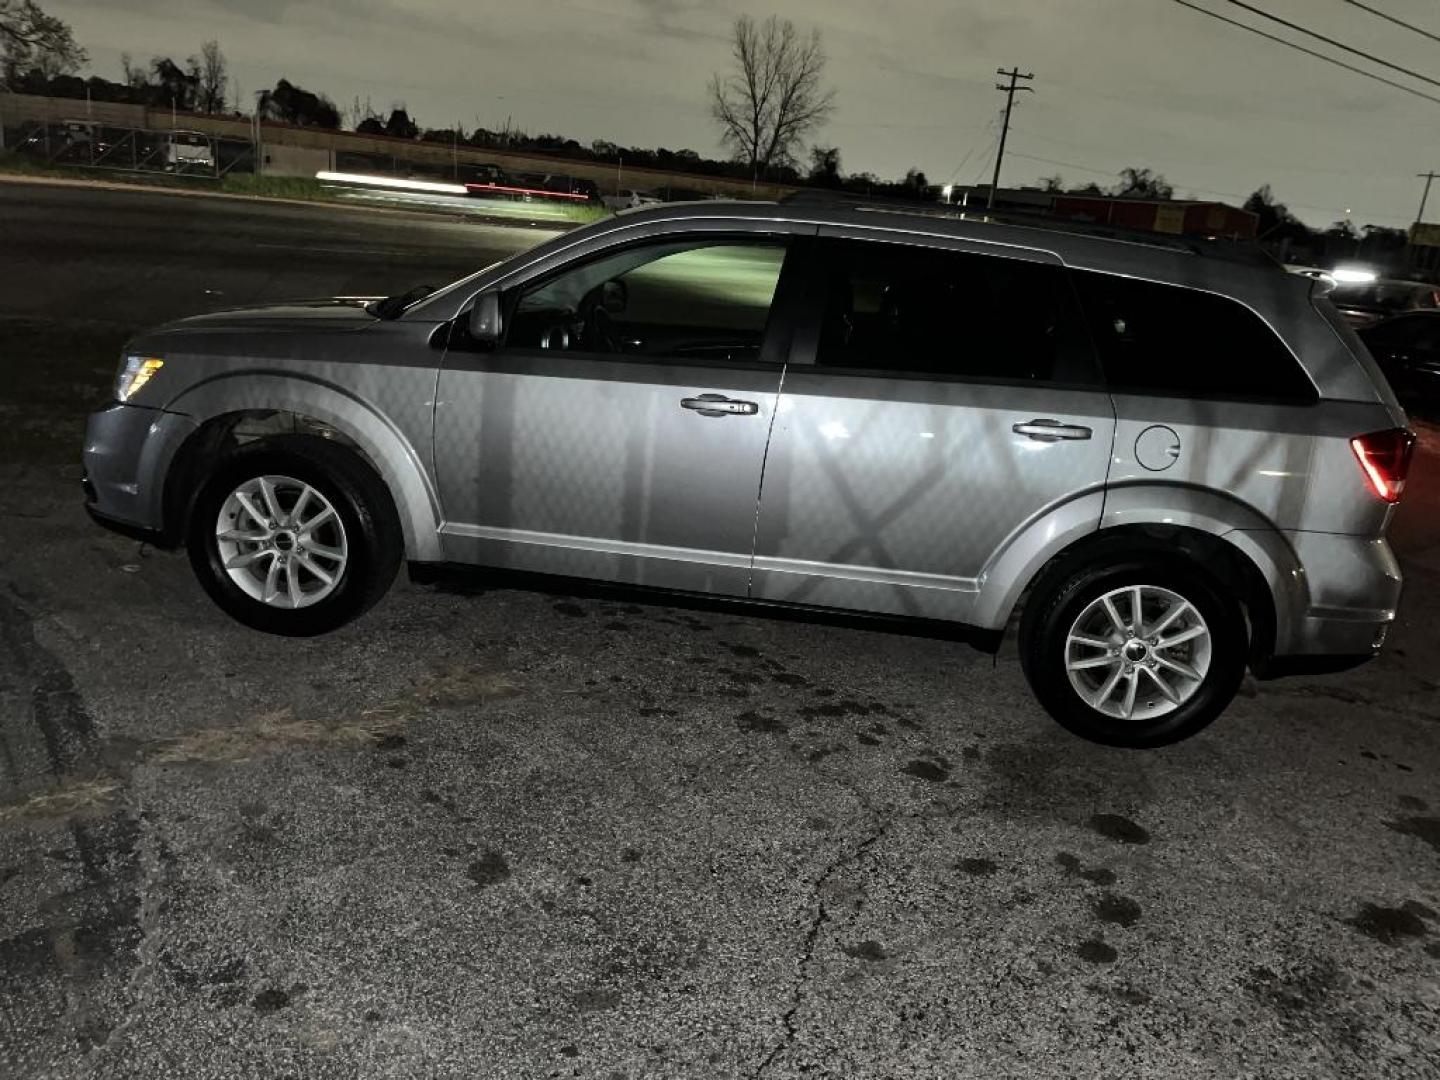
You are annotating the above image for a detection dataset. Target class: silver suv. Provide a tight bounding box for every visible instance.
[83,200,1414,746]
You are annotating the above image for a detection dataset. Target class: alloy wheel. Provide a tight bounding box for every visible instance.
[214,474,348,609]
[1064,584,1213,721]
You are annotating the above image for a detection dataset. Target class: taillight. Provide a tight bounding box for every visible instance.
[1350,428,1416,504]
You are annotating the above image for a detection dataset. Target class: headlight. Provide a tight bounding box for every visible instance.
[116,356,163,402]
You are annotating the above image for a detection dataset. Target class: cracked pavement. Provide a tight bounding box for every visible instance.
[2,181,1440,1078]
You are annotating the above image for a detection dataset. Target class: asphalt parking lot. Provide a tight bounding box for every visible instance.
[2,180,1439,1079]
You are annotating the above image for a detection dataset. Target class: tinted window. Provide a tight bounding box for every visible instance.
[811,239,1099,384]
[1071,271,1316,401]
[508,238,788,360]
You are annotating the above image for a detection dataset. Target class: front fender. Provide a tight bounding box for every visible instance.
[166,372,443,561]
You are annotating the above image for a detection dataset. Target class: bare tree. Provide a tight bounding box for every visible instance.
[0,0,85,86]
[1114,166,1173,200]
[709,15,833,179]
[195,39,227,113]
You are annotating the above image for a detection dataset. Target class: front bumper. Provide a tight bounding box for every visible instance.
[82,402,197,542]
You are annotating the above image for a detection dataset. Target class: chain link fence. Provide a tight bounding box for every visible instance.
[3,119,256,178]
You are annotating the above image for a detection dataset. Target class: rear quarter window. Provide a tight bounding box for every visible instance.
[1071,270,1317,402]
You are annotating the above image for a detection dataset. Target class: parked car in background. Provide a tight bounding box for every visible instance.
[164,130,216,172]
[1330,278,1440,327]
[82,200,1413,748]
[1359,310,1440,415]
[462,163,509,186]
[18,119,110,160]
[601,188,662,212]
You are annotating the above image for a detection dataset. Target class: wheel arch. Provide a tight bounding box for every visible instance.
[975,485,1304,669]
[162,375,441,560]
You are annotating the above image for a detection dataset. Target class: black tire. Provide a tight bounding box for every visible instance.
[187,435,402,636]
[1019,557,1247,748]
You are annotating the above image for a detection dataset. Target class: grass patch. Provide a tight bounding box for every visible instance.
[0,777,123,824]
[0,151,331,201]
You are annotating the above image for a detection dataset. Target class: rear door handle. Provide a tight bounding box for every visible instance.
[1012,418,1093,441]
[681,393,759,417]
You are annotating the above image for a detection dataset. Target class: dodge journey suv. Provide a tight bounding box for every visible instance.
[83,199,1413,747]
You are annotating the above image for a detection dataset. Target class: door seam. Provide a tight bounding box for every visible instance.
[746,362,787,597]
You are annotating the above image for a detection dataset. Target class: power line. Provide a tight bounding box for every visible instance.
[1223,0,1440,88]
[1338,0,1440,48]
[1169,0,1440,106]
[1008,123,1389,178]
[943,112,1001,183]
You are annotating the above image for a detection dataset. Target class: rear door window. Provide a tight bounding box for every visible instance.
[1071,271,1316,401]
[807,238,1100,386]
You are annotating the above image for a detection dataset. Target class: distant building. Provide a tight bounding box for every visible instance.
[946,186,1259,240]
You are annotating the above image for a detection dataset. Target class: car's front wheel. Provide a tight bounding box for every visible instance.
[187,436,401,636]
[1019,559,1247,747]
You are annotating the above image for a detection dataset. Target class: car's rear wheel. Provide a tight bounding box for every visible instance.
[1019,559,1247,747]
[187,436,401,635]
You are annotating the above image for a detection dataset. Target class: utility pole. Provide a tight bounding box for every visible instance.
[989,67,1034,210]
[1417,171,1439,224]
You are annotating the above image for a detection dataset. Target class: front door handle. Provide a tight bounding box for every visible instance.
[1012,418,1093,441]
[681,393,759,417]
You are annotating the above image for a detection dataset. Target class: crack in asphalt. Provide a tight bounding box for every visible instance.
[753,819,890,1079]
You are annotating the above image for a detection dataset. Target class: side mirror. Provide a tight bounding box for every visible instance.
[467,291,503,346]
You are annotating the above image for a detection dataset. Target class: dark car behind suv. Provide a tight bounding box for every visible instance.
[1359,310,1440,415]
[1331,278,1440,327]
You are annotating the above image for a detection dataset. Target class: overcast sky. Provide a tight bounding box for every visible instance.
[44,0,1440,226]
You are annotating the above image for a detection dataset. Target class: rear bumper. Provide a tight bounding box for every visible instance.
[1268,530,1401,665]
[82,402,196,542]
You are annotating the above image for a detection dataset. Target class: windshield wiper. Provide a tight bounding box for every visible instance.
[369,284,436,320]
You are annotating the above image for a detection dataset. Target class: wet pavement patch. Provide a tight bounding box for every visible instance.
[574,988,621,1012]
[1055,852,1117,886]
[1344,902,1430,945]
[1384,816,1440,854]
[843,940,888,962]
[466,850,511,888]
[552,602,586,618]
[1076,939,1117,964]
[901,758,950,783]
[251,987,291,1014]
[956,857,998,876]
[1089,814,1150,845]
[736,710,786,734]
[1092,892,1142,927]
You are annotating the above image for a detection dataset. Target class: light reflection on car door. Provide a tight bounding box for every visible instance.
[752,231,1116,623]
[433,233,809,595]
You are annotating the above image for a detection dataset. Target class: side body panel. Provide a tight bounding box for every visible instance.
[751,227,1117,623]
[1102,394,1404,655]
[433,352,782,594]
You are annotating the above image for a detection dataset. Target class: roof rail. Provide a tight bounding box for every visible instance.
[778,190,1278,269]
